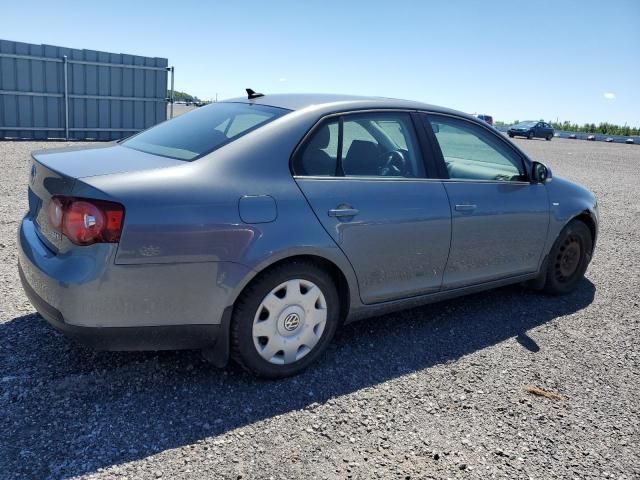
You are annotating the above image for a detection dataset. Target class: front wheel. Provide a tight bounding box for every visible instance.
[528,131,534,139]
[544,220,593,295]
[231,260,340,378]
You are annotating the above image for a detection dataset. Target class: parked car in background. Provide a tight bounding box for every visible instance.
[606,137,614,142]
[626,138,635,144]
[473,114,494,126]
[18,93,598,378]
[569,134,577,139]
[587,135,596,141]
[508,121,554,140]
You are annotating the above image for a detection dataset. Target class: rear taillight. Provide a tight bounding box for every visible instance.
[47,196,124,246]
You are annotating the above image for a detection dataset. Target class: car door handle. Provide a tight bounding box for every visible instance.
[455,203,477,212]
[328,207,359,217]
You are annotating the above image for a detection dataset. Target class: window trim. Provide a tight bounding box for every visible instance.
[290,108,433,180]
[335,116,345,176]
[420,112,533,183]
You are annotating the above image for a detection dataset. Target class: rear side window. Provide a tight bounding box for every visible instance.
[122,103,288,161]
[294,119,340,176]
[293,112,424,178]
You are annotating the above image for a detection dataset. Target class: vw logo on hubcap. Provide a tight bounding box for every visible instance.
[283,312,301,331]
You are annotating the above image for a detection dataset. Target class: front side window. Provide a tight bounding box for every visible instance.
[427,115,526,182]
[293,112,424,178]
[123,102,288,161]
[513,121,536,129]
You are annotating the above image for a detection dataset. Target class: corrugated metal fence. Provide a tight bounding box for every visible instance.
[0,39,173,140]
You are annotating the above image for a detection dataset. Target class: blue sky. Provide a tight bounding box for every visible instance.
[2,0,638,125]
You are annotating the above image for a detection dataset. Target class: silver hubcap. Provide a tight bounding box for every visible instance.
[252,279,327,365]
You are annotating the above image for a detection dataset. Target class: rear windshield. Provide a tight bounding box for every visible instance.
[122,102,288,161]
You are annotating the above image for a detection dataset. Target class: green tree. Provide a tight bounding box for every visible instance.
[169,90,200,102]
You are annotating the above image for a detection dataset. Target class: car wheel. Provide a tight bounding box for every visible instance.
[528,131,534,139]
[544,220,593,295]
[508,133,514,138]
[231,260,340,378]
[546,134,552,141]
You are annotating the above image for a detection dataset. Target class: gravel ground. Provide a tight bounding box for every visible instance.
[1,138,639,479]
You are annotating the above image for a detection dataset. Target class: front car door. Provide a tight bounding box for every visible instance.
[535,122,549,139]
[422,113,550,289]
[293,111,452,304]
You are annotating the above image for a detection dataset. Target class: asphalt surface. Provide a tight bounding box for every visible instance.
[1,137,638,479]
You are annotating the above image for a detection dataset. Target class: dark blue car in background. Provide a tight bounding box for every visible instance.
[508,121,555,140]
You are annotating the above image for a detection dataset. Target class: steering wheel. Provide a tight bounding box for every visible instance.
[379,150,407,176]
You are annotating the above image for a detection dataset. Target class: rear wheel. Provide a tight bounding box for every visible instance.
[508,133,514,138]
[546,134,553,141]
[544,220,593,295]
[231,260,340,378]
[528,131,534,139]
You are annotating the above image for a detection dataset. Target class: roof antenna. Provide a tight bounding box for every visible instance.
[246,88,264,100]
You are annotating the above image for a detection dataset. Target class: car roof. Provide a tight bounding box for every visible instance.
[222,93,465,116]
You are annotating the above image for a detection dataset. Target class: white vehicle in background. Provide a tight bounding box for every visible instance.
[471,113,494,126]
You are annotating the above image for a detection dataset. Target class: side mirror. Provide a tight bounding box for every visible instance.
[532,161,552,183]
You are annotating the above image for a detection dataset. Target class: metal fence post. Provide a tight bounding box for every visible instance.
[63,55,69,140]
[169,66,175,119]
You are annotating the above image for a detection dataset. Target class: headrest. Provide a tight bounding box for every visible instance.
[308,125,331,149]
[343,140,381,176]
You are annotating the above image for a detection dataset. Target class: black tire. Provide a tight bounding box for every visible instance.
[230,260,340,378]
[546,134,553,141]
[528,131,534,139]
[508,133,514,138]
[544,220,593,295]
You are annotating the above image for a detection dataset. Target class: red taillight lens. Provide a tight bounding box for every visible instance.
[63,201,106,245]
[49,196,124,246]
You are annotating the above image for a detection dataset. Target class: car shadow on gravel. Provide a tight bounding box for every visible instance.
[1,279,595,478]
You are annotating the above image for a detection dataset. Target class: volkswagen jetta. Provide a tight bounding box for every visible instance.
[18,92,598,378]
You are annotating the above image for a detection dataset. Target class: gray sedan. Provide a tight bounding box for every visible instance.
[18,92,598,378]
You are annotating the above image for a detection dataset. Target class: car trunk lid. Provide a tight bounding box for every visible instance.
[28,144,184,251]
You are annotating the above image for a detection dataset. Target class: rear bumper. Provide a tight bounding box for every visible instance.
[19,263,225,350]
[17,215,248,356]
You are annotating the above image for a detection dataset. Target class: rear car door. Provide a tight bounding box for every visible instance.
[423,114,549,289]
[293,111,451,304]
